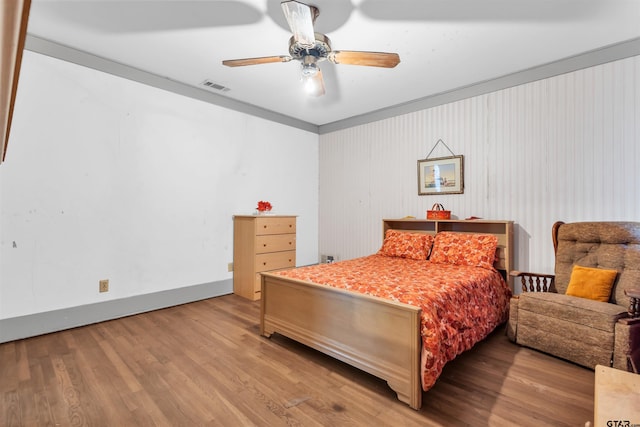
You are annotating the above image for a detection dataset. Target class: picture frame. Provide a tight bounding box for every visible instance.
[417,155,464,195]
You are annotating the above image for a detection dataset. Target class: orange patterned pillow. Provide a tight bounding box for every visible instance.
[378,229,434,260]
[430,232,498,270]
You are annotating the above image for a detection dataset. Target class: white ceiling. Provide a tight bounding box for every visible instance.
[25,0,640,130]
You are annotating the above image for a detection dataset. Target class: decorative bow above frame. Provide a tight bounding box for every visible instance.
[417,139,464,196]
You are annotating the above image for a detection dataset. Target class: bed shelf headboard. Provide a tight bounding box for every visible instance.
[382,218,514,288]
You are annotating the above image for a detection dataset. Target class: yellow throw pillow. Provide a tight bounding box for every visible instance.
[565,265,618,302]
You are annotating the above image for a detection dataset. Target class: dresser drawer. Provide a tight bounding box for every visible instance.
[255,250,296,272]
[255,234,296,254]
[255,217,296,235]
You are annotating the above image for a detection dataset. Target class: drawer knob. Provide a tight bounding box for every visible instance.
[263,262,267,266]
[263,244,267,247]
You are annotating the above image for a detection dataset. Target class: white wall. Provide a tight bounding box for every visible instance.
[319,55,639,278]
[0,51,318,320]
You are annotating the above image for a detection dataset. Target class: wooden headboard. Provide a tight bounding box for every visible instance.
[382,218,514,288]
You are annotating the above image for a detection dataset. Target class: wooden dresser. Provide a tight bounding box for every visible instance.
[233,215,296,300]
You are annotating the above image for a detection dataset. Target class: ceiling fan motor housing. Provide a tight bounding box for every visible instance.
[289,33,331,63]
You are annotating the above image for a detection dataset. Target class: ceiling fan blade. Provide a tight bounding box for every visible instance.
[222,55,292,67]
[329,51,400,68]
[302,69,325,97]
[281,0,317,47]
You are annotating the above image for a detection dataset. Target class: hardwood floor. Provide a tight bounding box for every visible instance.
[1,294,594,426]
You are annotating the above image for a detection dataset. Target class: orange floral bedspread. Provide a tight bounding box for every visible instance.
[273,254,511,391]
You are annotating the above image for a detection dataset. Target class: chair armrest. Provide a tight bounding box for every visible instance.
[625,289,640,318]
[510,271,556,293]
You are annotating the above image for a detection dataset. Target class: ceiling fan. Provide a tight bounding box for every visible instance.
[222,0,400,97]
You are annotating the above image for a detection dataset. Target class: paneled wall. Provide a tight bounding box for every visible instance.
[319,55,639,276]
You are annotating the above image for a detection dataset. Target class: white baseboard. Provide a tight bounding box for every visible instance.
[0,279,232,343]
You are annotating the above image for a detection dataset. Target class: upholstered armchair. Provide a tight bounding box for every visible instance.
[507,221,640,372]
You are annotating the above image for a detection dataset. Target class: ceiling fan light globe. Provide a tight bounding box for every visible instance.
[303,74,322,96]
[301,63,319,77]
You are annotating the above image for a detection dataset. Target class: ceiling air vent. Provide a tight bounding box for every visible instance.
[200,79,231,92]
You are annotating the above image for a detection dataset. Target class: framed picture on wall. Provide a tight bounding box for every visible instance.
[417,155,464,195]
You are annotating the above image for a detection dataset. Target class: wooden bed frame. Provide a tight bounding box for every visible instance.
[260,218,514,410]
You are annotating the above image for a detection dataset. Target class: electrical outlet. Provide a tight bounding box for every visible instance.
[99,279,109,293]
[227,262,234,272]
[322,255,335,264]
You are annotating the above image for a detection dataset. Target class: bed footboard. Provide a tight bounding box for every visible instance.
[260,272,422,410]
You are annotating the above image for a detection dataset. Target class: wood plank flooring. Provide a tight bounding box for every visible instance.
[1,294,594,426]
